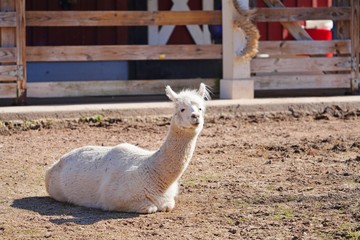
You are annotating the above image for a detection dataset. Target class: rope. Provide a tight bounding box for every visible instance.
[231,0,260,62]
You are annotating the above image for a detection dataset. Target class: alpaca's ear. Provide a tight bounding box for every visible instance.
[165,85,178,102]
[198,83,211,100]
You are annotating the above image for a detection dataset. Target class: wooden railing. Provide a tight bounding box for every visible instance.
[251,5,355,92]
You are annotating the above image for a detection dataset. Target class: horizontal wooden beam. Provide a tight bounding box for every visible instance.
[255,7,351,22]
[26,79,218,98]
[25,8,350,27]
[252,57,351,73]
[0,65,18,81]
[26,45,222,62]
[0,83,16,98]
[0,12,16,27]
[2,75,350,98]
[26,11,222,27]
[258,40,351,55]
[254,74,351,90]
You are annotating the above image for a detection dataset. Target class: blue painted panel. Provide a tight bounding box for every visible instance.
[27,61,128,82]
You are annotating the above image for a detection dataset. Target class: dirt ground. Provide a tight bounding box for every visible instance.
[1,110,360,240]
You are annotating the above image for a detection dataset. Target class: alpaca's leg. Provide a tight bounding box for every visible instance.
[158,182,178,212]
[137,201,158,214]
[159,199,175,212]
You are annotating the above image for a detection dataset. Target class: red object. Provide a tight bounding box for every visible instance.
[306,28,333,57]
[306,28,332,41]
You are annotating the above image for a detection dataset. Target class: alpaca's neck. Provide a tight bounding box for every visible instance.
[146,121,200,191]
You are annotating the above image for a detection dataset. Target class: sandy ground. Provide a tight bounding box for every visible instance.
[0,111,360,239]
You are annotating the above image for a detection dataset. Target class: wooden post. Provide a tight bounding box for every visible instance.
[220,0,254,99]
[16,0,26,102]
[351,0,360,92]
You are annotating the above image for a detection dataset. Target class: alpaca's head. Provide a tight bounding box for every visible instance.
[165,83,210,132]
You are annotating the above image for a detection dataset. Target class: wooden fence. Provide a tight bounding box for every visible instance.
[252,1,358,92]
[221,0,359,98]
[0,0,359,101]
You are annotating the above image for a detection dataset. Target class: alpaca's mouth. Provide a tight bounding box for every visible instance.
[191,118,200,126]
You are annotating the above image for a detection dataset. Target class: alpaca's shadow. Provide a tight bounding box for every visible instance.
[11,197,139,225]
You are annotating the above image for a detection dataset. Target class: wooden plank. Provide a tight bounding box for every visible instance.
[0,47,16,62]
[0,65,17,81]
[251,57,352,73]
[254,74,351,90]
[263,0,313,40]
[0,12,16,27]
[27,79,218,98]
[16,0,27,101]
[26,45,222,62]
[350,0,360,92]
[255,7,351,22]
[0,76,17,81]
[26,11,222,27]
[0,83,16,98]
[0,65,17,72]
[258,40,351,55]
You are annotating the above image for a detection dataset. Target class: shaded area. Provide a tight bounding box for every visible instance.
[11,197,139,225]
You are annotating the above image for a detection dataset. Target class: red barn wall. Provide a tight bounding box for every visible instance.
[26,0,129,46]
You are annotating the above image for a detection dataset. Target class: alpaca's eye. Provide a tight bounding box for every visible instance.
[199,108,202,111]
[181,109,185,113]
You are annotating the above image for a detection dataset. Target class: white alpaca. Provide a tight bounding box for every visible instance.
[45,83,209,214]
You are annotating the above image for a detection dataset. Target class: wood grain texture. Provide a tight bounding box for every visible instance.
[26,11,222,27]
[26,45,222,62]
[27,79,218,98]
[0,47,16,62]
[258,40,351,55]
[0,83,16,97]
[251,57,351,73]
[255,7,351,22]
[350,0,360,91]
[0,65,18,81]
[254,74,351,90]
[0,12,16,27]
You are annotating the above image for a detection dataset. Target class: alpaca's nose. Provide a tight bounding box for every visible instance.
[191,113,199,119]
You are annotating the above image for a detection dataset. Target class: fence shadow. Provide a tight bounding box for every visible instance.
[11,196,139,225]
